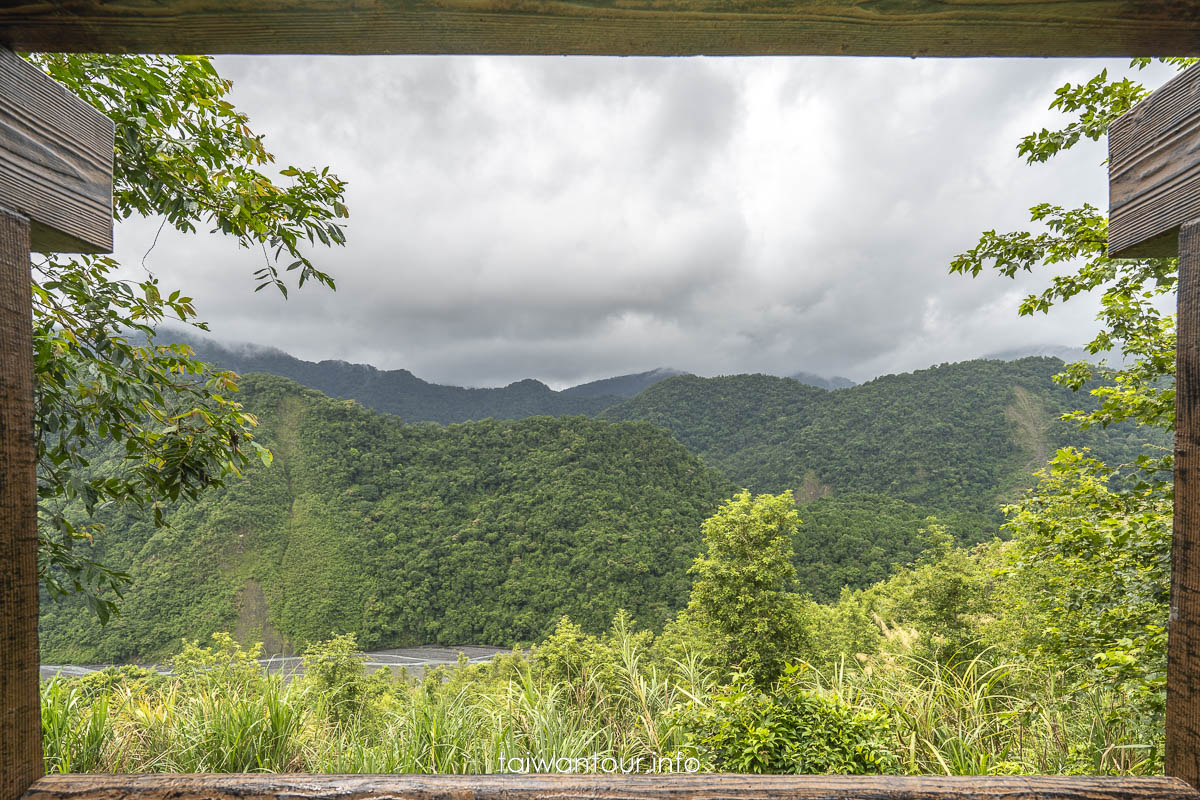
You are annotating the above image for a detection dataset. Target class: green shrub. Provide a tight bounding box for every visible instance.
[679,664,899,774]
[301,632,391,729]
[172,633,265,694]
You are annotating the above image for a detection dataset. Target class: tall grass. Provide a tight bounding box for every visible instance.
[39,633,1162,776]
[801,649,1162,775]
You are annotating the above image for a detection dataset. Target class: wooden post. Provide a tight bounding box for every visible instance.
[1172,220,1200,787]
[0,47,113,795]
[1110,64,1200,788]
[0,207,39,800]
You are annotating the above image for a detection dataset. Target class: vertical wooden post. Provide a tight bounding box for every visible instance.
[0,207,40,800]
[1171,219,1200,788]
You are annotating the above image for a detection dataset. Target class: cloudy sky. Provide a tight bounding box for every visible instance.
[113,56,1176,389]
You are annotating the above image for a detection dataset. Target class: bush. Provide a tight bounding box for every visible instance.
[302,633,370,727]
[171,632,265,694]
[679,664,899,774]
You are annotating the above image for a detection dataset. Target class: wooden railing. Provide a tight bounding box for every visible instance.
[20,774,1200,800]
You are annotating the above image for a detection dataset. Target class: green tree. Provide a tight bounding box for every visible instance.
[24,53,348,620]
[685,490,811,686]
[992,449,1169,713]
[950,59,1194,709]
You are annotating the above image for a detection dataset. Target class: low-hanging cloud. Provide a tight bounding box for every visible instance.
[112,55,1175,388]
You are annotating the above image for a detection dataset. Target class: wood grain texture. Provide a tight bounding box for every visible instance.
[21,774,1200,800]
[2,0,1200,57]
[0,209,41,800]
[0,46,112,254]
[1110,63,1200,259]
[1171,219,1200,788]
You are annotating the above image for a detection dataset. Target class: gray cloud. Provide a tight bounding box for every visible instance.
[112,56,1178,388]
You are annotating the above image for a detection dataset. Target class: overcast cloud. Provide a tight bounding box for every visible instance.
[112,56,1177,388]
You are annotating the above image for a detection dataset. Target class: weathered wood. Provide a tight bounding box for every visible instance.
[3,0,1200,57]
[21,773,1200,800]
[1109,63,1200,259]
[1171,219,1200,788]
[0,46,113,254]
[0,208,41,800]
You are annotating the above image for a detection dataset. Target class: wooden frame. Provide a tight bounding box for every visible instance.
[6,5,1200,800]
[3,1,1200,57]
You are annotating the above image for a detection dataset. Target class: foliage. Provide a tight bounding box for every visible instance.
[989,449,1170,715]
[604,360,1164,515]
[678,663,899,774]
[38,375,734,662]
[300,633,389,729]
[946,57,1200,740]
[793,493,993,602]
[172,632,266,694]
[949,60,1199,441]
[42,678,111,774]
[23,52,348,621]
[38,602,1164,778]
[684,490,812,686]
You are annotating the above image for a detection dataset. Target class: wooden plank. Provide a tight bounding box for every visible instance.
[21,773,1200,800]
[3,0,1200,57]
[0,47,112,254]
[1171,219,1200,788]
[1109,63,1200,259]
[0,209,40,800]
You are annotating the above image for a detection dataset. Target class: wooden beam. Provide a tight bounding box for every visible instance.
[3,0,1200,57]
[0,47,112,254]
[1110,63,1200,259]
[21,773,1200,800]
[0,208,40,800]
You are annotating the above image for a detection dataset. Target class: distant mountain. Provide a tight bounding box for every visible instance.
[563,368,686,398]
[161,331,621,424]
[789,371,856,391]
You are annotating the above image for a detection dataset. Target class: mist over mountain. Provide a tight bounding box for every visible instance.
[789,372,857,391]
[163,330,620,424]
[982,344,1124,365]
[562,368,687,399]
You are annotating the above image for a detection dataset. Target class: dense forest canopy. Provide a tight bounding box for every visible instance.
[39,353,1165,660]
[39,375,733,662]
[603,357,1161,512]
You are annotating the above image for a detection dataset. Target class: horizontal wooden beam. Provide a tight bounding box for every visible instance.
[21,773,1200,800]
[3,1,1200,57]
[1110,62,1200,259]
[0,47,112,254]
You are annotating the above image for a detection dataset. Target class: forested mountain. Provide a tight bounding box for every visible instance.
[40,355,1167,660]
[602,358,1166,579]
[39,375,733,663]
[167,332,621,424]
[603,358,1159,511]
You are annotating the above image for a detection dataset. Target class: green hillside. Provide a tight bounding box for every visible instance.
[38,374,733,663]
[602,357,1162,514]
[39,357,1166,661]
